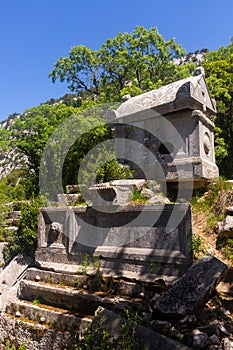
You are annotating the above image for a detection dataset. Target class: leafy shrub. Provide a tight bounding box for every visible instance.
[192,177,231,224]
[192,234,207,260]
[75,315,140,350]
[224,239,233,262]
[128,189,147,204]
[4,196,43,261]
[96,159,133,183]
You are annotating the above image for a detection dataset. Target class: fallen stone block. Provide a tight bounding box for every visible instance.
[92,307,191,350]
[153,254,227,323]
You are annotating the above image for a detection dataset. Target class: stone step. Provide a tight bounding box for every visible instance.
[19,280,144,315]
[25,267,87,288]
[6,299,92,332]
[0,313,82,350]
[25,267,160,298]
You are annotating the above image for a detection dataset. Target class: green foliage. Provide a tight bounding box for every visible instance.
[0,201,11,242]
[49,26,186,100]
[204,39,233,61]
[49,46,101,96]
[9,103,81,197]
[0,170,26,202]
[96,159,133,183]
[191,178,233,261]
[4,196,43,261]
[149,259,161,273]
[1,340,26,350]
[175,62,196,79]
[203,42,233,177]
[75,312,141,350]
[4,340,16,350]
[77,253,100,275]
[223,238,233,262]
[0,170,28,242]
[120,305,143,325]
[192,177,231,220]
[75,325,112,350]
[128,189,147,204]
[62,123,113,187]
[191,234,206,260]
[32,298,41,305]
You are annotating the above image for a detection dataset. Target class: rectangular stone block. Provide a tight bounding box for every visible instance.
[153,254,227,322]
[36,204,193,283]
[107,74,219,186]
[93,307,191,350]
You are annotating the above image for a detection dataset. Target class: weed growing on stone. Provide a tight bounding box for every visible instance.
[77,253,101,275]
[192,177,231,225]
[224,238,233,262]
[1,340,26,350]
[192,234,207,260]
[149,259,161,273]
[46,275,52,283]
[32,299,40,305]
[48,321,56,329]
[75,317,140,350]
[121,305,143,326]
[128,189,147,204]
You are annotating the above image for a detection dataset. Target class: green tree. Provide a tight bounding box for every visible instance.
[49,26,186,99]
[10,103,80,196]
[49,46,101,96]
[203,43,233,177]
[4,196,43,261]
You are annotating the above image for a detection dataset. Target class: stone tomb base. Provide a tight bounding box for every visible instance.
[36,204,193,282]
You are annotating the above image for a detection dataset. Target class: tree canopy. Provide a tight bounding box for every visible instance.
[49,26,186,99]
[1,27,233,203]
[203,40,233,176]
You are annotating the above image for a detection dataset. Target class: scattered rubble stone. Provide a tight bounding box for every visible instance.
[208,334,220,345]
[226,206,233,215]
[148,194,170,204]
[93,307,191,349]
[151,293,161,304]
[151,319,172,335]
[197,308,217,325]
[66,185,80,194]
[179,315,197,326]
[141,188,155,199]
[218,322,229,335]
[215,216,233,236]
[192,329,208,349]
[40,317,46,324]
[223,337,233,350]
[15,311,21,318]
[142,312,152,326]
[57,193,82,206]
[201,323,220,337]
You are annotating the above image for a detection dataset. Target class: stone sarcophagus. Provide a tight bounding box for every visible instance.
[107,70,219,187]
[36,203,192,283]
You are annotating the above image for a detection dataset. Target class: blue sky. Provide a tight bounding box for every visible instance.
[0,0,232,121]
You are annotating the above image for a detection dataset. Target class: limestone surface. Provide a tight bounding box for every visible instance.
[153,255,227,322]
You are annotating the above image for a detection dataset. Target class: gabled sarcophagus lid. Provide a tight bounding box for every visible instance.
[107,69,219,187]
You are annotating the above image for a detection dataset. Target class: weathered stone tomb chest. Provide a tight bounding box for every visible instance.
[107,70,219,186]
